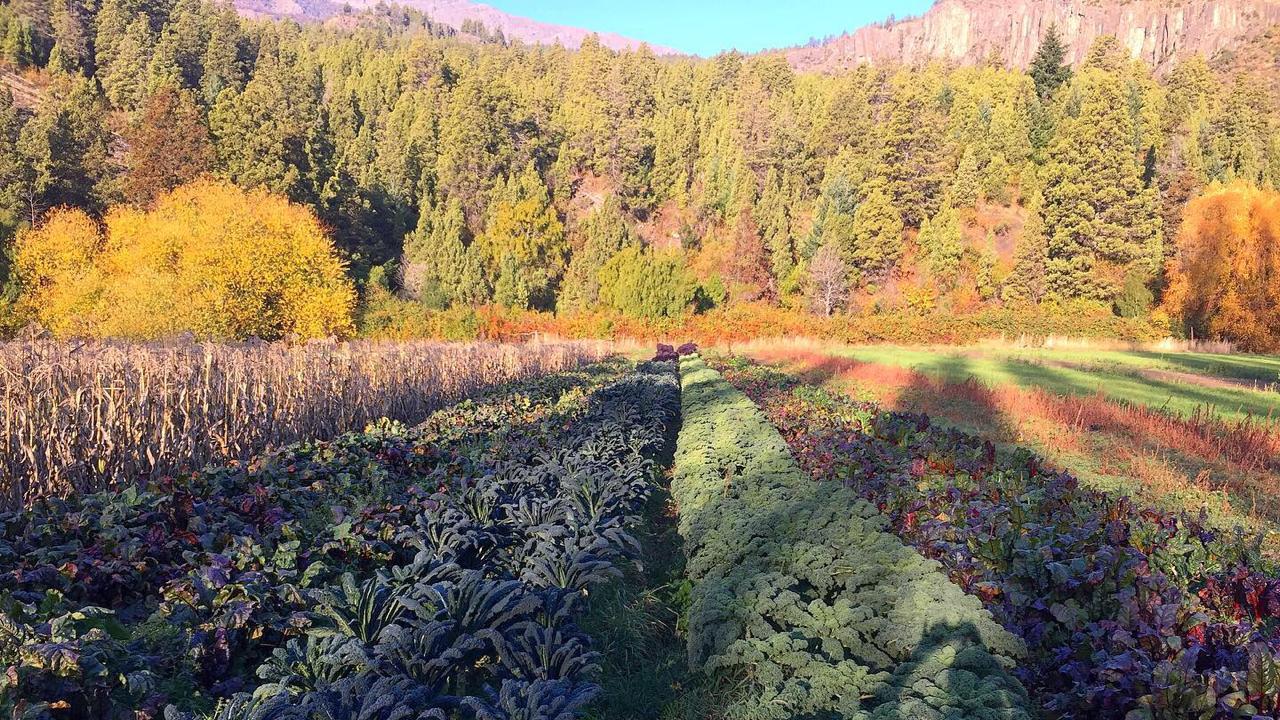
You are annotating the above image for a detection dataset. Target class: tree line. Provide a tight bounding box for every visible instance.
[0,0,1278,347]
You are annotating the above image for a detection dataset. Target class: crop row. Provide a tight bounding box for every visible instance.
[671,355,1030,719]
[0,359,679,719]
[0,339,609,507]
[717,357,1280,719]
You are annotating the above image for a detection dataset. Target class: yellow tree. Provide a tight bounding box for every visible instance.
[15,180,355,340]
[1163,182,1280,351]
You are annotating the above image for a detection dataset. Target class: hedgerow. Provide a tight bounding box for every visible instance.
[720,357,1280,719]
[671,356,1031,720]
[0,359,680,719]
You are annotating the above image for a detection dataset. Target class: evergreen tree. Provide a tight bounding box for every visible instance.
[122,84,214,206]
[1040,68,1160,300]
[99,15,151,110]
[1005,193,1048,304]
[755,168,794,287]
[878,76,945,225]
[16,78,114,217]
[558,195,637,312]
[0,89,24,247]
[950,146,980,208]
[1029,24,1072,100]
[917,205,964,289]
[208,35,328,205]
[848,186,904,282]
[477,164,567,310]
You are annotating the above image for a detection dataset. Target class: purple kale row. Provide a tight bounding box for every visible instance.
[718,358,1280,720]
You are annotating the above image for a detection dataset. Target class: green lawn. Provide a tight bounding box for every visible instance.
[826,345,1280,422]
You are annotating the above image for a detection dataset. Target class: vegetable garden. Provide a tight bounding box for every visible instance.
[1,347,1278,719]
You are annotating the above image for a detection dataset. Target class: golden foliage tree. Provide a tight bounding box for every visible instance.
[1163,183,1280,351]
[16,180,355,340]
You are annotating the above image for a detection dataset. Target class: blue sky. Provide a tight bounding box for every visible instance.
[483,1,936,56]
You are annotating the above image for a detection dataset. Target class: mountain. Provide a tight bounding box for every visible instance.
[784,0,1280,73]
[231,0,680,54]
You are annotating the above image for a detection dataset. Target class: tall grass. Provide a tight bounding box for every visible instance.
[0,338,610,507]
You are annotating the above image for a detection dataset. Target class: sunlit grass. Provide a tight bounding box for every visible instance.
[824,345,1279,422]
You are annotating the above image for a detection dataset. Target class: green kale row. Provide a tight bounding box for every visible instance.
[671,356,1031,720]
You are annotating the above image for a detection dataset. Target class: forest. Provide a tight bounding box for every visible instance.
[0,0,1279,348]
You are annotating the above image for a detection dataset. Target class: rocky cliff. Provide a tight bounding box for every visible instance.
[232,0,679,54]
[785,0,1280,72]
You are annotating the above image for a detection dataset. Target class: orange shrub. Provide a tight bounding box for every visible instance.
[1164,183,1280,352]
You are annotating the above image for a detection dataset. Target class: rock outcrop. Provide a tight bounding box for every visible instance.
[232,0,680,54]
[785,0,1280,72]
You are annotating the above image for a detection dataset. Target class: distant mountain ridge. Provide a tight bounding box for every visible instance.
[784,0,1280,72]
[231,0,681,54]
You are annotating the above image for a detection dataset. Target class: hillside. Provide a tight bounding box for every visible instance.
[231,0,680,53]
[785,0,1280,72]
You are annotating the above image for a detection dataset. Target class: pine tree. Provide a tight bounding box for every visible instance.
[951,146,980,208]
[208,35,328,205]
[99,15,151,110]
[848,186,904,282]
[122,84,213,206]
[1029,24,1072,100]
[476,164,566,310]
[1005,193,1048,304]
[0,89,24,247]
[436,67,512,225]
[755,168,794,288]
[16,78,114,217]
[1040,68,1160,300]
[878,75,945,226]
[917,205,964,289]
[558,195,637,312]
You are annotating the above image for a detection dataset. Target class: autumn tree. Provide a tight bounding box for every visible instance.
[1163,183,1280,351]
[122,85,214,207]
[14,180,355,339]
[806,242,848,316]
[725,210,773,302]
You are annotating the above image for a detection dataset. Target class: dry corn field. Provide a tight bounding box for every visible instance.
[0,339,610,507]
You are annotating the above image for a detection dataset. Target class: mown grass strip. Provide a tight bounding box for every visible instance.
[671,356,1032,720]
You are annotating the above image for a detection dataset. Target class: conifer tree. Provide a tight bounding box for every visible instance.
[558,195,637,312]
[1029,24,1072,99]
[17,78,113,217]
[755,168,794,286]
[0,89,24,245]
[477,164,567,310]
[917,205,964,289]
[848,186,904,282]
[877,72,946,225]
[1006,195,1049,305]
[950,146,981,208]
[1040,68,1160,300]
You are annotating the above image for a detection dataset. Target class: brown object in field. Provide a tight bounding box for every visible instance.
[0,339,608,509]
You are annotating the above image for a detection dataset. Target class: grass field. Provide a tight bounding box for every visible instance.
[819,345,1279,422]
[739,342,1280,543]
